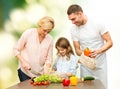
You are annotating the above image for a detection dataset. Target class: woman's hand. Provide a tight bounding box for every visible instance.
[44,64,51,74]
[21,60,31,70]
[44,68,50,74]
[16,54,31,70]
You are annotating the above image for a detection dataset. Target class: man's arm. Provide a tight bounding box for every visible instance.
[73,41,82,56]
[99,32,113,53]
[90,32,113,58]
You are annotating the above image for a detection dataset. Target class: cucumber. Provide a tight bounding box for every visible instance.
[82,76,95,81]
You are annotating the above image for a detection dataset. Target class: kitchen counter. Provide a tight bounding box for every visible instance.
[7,79,105,89]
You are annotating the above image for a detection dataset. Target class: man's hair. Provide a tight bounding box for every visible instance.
[67,4,83,15]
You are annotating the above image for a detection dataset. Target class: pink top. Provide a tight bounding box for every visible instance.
[13,28,53,77]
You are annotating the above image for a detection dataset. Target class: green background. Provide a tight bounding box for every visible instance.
[0,0,120,89]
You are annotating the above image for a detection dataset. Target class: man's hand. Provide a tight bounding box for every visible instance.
[90,50,101,58]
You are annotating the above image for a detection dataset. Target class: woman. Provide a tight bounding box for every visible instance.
[13,16,55,82]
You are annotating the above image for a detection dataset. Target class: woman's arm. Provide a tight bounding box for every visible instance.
[16,54,31,70]
[13,30,31,70]
[44,40,54,74]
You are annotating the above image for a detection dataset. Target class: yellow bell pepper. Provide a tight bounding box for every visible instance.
[70,76,78,86]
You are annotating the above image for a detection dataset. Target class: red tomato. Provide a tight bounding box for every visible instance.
[30,80,34,84]
[37,82,42,85]
[33,82,37,86]
[62,79,70,86]
[43,81,47,85]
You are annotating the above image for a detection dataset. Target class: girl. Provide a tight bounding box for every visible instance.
[52,37,78,78]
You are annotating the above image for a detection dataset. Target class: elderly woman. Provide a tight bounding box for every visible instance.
[13,16,55,82]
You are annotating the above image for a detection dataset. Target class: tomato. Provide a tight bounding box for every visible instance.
[70,76,78,86]
[30,80,34,84]
[62,78,70,86]
[46,81,50,85]
[33,82,37,86]
[84,47,91,57]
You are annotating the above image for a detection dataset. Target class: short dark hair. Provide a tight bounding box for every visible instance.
[67,4,83,15]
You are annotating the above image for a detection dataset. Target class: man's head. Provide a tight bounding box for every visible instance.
[67,4,86,26]
[67,4,83,15]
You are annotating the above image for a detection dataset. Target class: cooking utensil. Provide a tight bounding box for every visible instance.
[29,68,41,75]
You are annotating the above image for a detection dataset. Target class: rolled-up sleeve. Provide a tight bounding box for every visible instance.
[13,30,28,56]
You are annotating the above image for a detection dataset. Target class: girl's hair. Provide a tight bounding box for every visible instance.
[55,37,74,60]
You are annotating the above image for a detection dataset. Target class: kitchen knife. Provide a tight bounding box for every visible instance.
[29,68,41,75]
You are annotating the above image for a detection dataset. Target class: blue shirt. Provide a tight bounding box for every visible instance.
[52,54,78,75]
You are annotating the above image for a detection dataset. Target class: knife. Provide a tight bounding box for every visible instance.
[29,68,41,75]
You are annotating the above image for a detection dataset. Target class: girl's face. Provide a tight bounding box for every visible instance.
[57,47,67,57]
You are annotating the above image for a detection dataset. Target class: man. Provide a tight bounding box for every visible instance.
[67,4,113,89]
